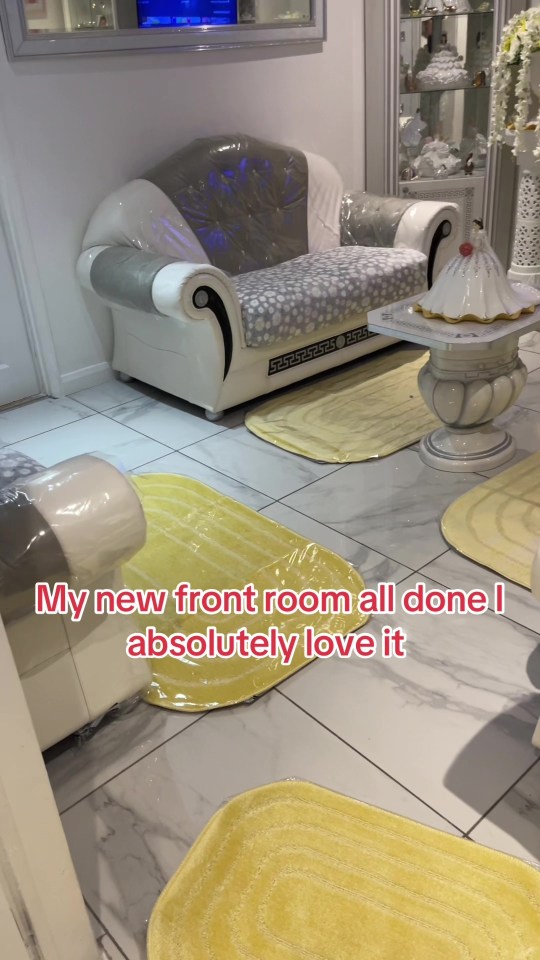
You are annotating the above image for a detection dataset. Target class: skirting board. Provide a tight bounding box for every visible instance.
[60,362,113,396]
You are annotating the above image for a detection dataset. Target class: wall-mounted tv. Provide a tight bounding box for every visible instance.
[137,0,238,27]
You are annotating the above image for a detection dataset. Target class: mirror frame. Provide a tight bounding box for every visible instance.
[0,0,325,59]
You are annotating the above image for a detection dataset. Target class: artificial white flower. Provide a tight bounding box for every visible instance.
[490,10,540,157]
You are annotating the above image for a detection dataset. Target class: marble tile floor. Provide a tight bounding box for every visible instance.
[4,351,539,959]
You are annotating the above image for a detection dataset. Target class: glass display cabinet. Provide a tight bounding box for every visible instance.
[366,0,524,264]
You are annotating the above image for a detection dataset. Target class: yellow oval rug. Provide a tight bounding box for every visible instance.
[245,349,438,463]
[148,780,540,960]
[441,452,540,588]
[125,475,367,711]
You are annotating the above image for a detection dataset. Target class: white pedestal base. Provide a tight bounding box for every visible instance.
[417,340,527,473]
[419,424,515,473]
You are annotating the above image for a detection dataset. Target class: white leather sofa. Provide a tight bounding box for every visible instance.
[78,134,460,419]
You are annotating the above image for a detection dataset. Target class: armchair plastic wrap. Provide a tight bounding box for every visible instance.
[0,454,151,750]
[0,455,146,623]
[77,133,460,417]
[341,192,417,248]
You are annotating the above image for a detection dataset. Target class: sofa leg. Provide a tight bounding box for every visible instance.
[117,372,134,383]
[206,410,224,422]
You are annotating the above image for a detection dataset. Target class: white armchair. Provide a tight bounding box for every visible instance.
[77,134,460,418]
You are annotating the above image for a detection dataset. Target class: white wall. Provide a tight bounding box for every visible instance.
[0,1,365,392]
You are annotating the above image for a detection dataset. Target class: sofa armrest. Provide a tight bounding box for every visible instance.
[341,192,417,249]
[341,191,460,287]
[77,244,246,348]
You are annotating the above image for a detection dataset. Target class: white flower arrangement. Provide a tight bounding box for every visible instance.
[490,9,540,157]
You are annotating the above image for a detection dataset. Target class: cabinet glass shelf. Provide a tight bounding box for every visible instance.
[401,84,490,94]
[400,11,493,21]
[399,169,485,183]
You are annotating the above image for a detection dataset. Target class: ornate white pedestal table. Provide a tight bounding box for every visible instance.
[368,295,540,473]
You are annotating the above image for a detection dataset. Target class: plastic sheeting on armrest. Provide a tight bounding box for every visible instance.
[341,191,416,248]
[0,455,146,622]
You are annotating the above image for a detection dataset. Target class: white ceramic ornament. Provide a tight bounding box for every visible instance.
[416,222,540,323]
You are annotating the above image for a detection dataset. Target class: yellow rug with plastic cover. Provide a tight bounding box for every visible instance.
[245,348,439,463]
[125,475,367,711]
[442,452,540,588]
[148,780,540,960]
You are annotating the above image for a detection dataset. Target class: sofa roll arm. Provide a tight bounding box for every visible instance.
[341,191,460,287]
[77,245,246,374]
[341,192,417,249]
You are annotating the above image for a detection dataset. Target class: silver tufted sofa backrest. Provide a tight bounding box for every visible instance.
[143,134,310,276]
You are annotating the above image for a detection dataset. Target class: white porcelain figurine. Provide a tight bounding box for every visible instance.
[415,220,540,323]
[416,42,470,91]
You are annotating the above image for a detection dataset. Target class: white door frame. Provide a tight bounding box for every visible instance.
[0,110,62,399]
[0,615,98,960]
[0,880,32,960]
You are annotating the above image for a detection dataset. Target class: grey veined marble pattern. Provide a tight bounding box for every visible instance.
[282,448,483,568]
[422,549,540,635]
[281,575,540,834]
[181,424,344,499]
[470,760,540,866]
[60,692,460,960]
[7,362,533,960]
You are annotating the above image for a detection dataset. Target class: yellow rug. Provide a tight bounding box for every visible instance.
[125,475,367,711]
[148,780,540,960]
[245,349,439,463]
[442,452,540,588]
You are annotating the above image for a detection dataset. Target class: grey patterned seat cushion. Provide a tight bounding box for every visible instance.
[232,246,427,347]
[0,452,43,488]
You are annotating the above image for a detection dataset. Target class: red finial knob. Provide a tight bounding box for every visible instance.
[460,242,474,257]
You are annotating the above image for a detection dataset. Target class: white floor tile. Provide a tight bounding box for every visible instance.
[183,426,343,499]
[476,406,540,478]
[61,691,459,959]
[470,761,540,867]
[260,502,413,589]
[422,550,540,635]
[6,414,172,470]
[516,367,540,412]
[0,396,90,445]
[107,397,225,449]
[133,450,272,510]
[46,701,202,813]
[520,350,540,375]
[280,574,540,832]
[71,380,146,412]
[520,331,540,355]
[282,448,481,569]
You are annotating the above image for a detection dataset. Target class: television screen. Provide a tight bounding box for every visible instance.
[137,0,238,27]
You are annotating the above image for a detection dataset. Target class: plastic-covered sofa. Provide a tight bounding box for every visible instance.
[78,134,460,419]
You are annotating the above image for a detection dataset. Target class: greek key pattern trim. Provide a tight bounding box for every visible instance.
[268,326,379,376]
[401,185,475,237]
